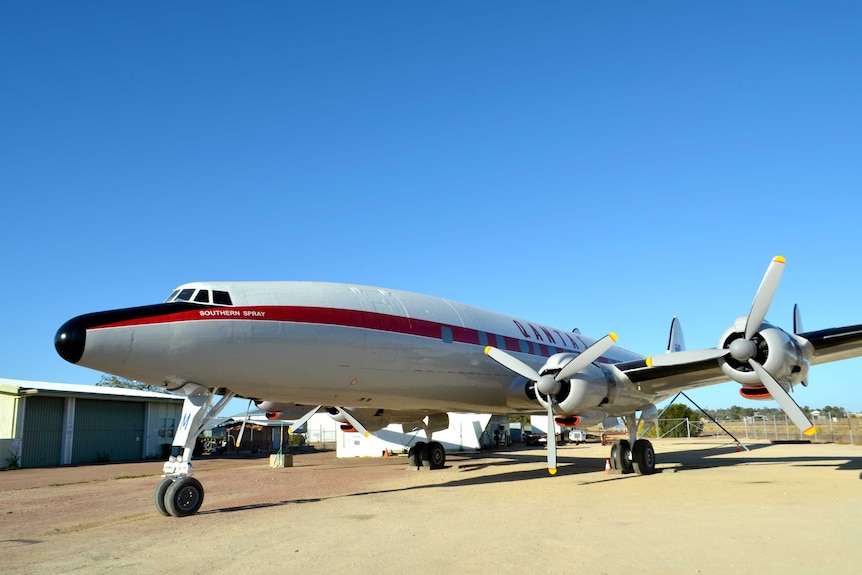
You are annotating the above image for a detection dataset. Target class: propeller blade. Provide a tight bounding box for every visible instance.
[335,407,371,438]
[646,348,729,368]
[287,405,322,434]
[485,346,541,381]
[235,398,253,447]
[745,256,786,340]
[748,359,815,435]
[555,333,618,381]
[546,399,557,475]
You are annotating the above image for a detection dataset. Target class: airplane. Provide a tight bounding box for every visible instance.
[54,256,862,517]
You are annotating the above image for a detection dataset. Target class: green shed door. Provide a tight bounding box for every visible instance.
[22,396,64,468]
[72,399,145,464]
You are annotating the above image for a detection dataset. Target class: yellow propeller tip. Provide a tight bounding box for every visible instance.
[484,345,492,354]
[549,468,557,476]
[609,332,619,342]
[774,255,786,264]
[645,356,653,367]
[803,426,817,436]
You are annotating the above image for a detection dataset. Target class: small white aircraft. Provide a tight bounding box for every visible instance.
[54,256,862,516]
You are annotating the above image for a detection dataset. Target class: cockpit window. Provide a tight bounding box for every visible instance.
[175,288,195,302]
[166,287,232,305]
[213,290,233,305]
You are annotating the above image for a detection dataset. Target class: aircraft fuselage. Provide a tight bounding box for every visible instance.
[56,281,649,414]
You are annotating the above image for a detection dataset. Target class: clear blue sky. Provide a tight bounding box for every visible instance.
[2,2,861,412]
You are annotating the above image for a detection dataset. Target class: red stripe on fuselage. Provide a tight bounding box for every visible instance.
[94,305,607,361]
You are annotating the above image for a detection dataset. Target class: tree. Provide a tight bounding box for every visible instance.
[96,374,164,393]
[656,403,702,438]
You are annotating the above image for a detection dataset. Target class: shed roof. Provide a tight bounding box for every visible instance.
[0,378,184,402]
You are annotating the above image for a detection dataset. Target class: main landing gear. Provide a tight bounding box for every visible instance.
[154,385,234,517]
[609,438,656,475]
[407,440,447,469]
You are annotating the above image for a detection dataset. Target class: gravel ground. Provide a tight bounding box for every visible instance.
[2,439,861,574]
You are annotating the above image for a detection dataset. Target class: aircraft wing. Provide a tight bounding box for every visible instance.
[612,322,862,397]
[798,323,862,364]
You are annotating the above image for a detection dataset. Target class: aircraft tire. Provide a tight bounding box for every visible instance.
[153,477,174,516]
[609,442,620,470]
[164,477,205,517]
[408,441,427,467]
[616,439,634,474]
[632,439,656,475]
[426,441,446,469]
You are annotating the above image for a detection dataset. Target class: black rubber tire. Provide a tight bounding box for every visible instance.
[408,441,427,467]
[632,439,656,475]
[153,477,174,517]
[609,442,620,470]
[164,476,205,517]
[426,441,446,469]
[617,439,634,474]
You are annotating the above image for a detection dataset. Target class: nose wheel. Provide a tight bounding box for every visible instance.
[153,476,205,517]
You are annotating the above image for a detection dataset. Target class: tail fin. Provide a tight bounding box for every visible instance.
[667,316,685,353]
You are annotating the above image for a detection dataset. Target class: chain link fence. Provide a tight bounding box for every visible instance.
[652,415,862,444]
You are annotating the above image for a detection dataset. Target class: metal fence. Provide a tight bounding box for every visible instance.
[651,415,862,445]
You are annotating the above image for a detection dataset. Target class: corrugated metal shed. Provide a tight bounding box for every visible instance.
[0,378,184,468]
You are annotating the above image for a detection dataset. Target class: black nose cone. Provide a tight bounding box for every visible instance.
[55,317,86,364]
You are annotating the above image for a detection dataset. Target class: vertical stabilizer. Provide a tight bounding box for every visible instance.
[667,316,685,353]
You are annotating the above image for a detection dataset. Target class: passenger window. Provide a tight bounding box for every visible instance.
[213,290,233,305]
[194,290,210,303]
[176,288,195,301]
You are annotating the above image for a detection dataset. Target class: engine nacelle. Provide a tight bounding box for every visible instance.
[255,401,297,412]
[536,361,609,415]
[325,408,438,433]
[717,318,810,386]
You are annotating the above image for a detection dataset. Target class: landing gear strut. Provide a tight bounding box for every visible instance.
[154,385,234,517]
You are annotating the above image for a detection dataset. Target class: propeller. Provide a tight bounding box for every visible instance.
[287,405,322,434]
[745,255,785,340]
[485,333,618,474]
[749,360,814,434]
[235,398,253,448]
[334,407,370,437]
[645,255,816,435]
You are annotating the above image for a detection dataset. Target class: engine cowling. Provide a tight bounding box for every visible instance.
[717,317,810,387]
[325,408,439,433]
[536,357,608,415]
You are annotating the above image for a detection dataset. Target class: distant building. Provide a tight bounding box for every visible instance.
[0,378,184,468]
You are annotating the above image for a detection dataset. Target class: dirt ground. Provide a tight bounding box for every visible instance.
[2,438,861,574]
